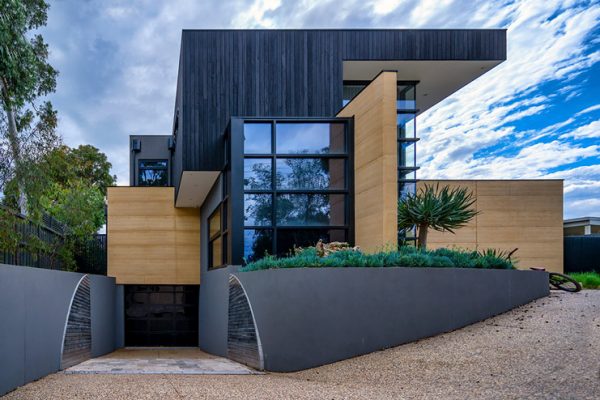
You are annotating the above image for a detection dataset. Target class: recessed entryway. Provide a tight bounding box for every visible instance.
[124,285,199,347]
[63,348,257,375]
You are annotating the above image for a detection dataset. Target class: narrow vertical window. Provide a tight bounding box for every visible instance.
[208,206,226,270]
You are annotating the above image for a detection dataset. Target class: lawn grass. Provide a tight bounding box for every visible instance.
[569,271,600,289]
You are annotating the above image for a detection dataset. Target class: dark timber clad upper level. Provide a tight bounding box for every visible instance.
[172,29,507,187]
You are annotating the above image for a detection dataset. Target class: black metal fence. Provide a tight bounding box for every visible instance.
[564,236,600,273]
[0,209,107,274]
[75,234,107,275]
[0,212,66,270]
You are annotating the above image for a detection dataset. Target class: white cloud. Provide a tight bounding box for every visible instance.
[575,103,600,116]
[41,0,600,219]
[559,120,600,139]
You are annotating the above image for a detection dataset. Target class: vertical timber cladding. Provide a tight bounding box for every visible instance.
[337,71,398,252]
[227,275,263,370]
[419,180,564,273]
[178,29,507,172]
[106,187,200,284]
[61,275,91,370]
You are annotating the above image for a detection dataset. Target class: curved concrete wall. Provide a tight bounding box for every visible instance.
[0,264,117,395]
[232,267,549,372]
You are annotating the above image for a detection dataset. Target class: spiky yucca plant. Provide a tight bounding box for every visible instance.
[398,184,479,250]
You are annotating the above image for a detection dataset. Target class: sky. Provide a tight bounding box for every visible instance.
[40,0,600,219]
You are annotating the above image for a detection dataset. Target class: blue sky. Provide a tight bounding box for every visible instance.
[40,0,599,218]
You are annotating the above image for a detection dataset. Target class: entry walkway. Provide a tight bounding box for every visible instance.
[64,348,257,375]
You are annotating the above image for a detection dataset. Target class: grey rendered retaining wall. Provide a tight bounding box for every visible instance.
[0,264,117,396]
[231,267,549,372]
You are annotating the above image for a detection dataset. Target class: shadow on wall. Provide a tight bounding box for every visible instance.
[0,264,117,396]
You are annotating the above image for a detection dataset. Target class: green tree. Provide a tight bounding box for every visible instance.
[398,184,479,250]
[43,145,116,196]
[0,0,59,214]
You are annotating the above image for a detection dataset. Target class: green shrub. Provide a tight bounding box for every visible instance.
[240,246,516,272]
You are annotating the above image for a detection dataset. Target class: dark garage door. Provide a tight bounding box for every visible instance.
[125,285,199,346]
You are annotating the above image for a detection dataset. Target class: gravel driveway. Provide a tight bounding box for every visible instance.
[3,290,599,400]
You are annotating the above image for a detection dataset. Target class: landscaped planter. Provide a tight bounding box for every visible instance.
[227,267,548,372]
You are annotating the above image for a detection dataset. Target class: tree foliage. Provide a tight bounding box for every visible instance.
[1,0,59,214]
[398,184,479,250]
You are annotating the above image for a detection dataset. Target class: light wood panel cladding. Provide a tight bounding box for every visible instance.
[337,71,398,252]
[107,187,200,284]
[418,180,564,273]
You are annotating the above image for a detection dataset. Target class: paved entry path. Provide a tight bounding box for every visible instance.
[64,348,257,375]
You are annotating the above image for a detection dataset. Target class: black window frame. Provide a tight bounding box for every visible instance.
[239,118,354,261]
[207,202,228,270]
[137,159,169,187]
[395,84,419,245]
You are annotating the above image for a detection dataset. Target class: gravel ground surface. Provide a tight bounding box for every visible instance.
[4,290,599,400]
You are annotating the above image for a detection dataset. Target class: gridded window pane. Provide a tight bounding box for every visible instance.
[244,159,272,190]
[342,84,365,106]
[244,123,271,154]
[276,123,345,154]
[397,85,416,109]
[209,208,221,238]
[276,194,345,226]
[244,194,272,226]
[244,229,273,262]
[210,237,222,269]
[399,182,416,199]
[397,114,416,139]
[276,158,345,190]
[398,142,416,168]
[398,170,416,180]
[276,229,346,257]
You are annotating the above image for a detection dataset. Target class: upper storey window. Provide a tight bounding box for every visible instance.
[138,160,168,186]
[397,85,416,109]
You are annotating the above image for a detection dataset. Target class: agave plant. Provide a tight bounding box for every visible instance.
[398,184,479,250]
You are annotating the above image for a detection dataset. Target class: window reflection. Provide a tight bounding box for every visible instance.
[398,142,416,167]
[244,229,273,262]
[276,123,345,154]
[244,159,272,190]
[397,85,416,109]
[276,158,345,190]
[244,194,272,226]
[276,194,345,226]
[138,160,168,187]
[397,114,415,139]
[244,123,271,154]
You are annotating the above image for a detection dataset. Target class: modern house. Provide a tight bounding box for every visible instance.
[105,30,560,365]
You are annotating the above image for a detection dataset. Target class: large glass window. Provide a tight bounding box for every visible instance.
[243,121,350,261]
[138,160,168,186]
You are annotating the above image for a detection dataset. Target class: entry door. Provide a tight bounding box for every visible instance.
[124,285,199,346]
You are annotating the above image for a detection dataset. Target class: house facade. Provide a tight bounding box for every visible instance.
[106,29,562,352]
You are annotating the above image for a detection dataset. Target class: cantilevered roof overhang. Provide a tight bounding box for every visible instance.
[343,60,503,115]
[175,171,220,208]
